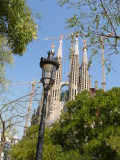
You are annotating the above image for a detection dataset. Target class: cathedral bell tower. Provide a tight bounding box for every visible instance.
[69,34,79,100]
[47,36,63,123]
[79,40,91,92]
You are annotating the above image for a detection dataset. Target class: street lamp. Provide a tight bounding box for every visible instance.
[35,50,59,160]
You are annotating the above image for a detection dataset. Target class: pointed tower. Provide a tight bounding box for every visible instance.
[79,39,91,92]
[69,34,79,100]
[69,34,74,100]
[101,36,106,91]
[48,36,63,123]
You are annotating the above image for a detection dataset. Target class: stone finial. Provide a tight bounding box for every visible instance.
[71,33,74,56]
[65,80,68,84]
[95,80,98,90]
[59,35,63,48]
[74,33,79,55]
[57,35,63,58]
[83,39,87,48]
[82,39,88,64]
[83,39,87,43]
[51,44,55,52]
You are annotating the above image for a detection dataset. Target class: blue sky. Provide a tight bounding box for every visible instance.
[5,0,120,138]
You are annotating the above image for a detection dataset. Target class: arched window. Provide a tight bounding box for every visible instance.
[75,90,76,96]
[55,89,57,97]
[53,90,54,97]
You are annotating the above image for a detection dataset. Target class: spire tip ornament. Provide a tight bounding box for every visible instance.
[59,35,63,40]
[51,44,55,52]
[83,39,87,46]
[59,35,63,47]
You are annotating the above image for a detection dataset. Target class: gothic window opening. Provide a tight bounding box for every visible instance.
[53,90,54,97]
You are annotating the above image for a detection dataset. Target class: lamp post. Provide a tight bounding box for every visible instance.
[35,50,59,160]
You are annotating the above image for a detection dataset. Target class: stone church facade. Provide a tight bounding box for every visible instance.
[45,34,92,125]
[32,34,96,126]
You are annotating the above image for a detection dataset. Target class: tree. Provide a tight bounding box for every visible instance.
[10,88,120,159]
[58,0,120,70]
[0,96,26,159]
[10,125,83,160]
[10,125,63,160]
[0,86,40,159]
[10,125,38,160]
[0,35,13,91]
[51,88,120,159]
[0,0,38,91]
[0,0,37,55]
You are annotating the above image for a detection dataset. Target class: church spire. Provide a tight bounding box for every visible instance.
[74,33,79,55]
[69,33,79,100]
[48,36,63,122]
[101,36,106,91]
[79,39,90,92]
[82,39,88,64]
[57,35,63,58]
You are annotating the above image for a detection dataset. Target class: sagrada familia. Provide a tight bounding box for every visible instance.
[31,34,105,125]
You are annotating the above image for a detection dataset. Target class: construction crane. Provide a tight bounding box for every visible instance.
[44,32,81,42]
[9,80,40,86]
[44,34,69,41]
[101,36,106,91]
[44,32,86,41]
[9,79,41,134]
[24,79,36,134]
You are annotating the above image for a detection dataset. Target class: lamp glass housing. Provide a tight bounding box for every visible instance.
[40,52,59,87]
[42,63,54,85]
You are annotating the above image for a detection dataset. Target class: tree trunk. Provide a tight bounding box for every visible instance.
[0,118,6,160]
[0,141,5,159]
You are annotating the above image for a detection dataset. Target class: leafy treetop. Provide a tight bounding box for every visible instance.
[10,88,120,160]
[0,0,37,55]
[58,0,120,71]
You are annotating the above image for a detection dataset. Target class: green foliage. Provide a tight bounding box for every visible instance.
[0,0,38,89]
[10,88,120,160]
[10,125,63,160]
[66,14,80,28]
[0,0,37,55]
[10,125,39,160]
[51,88,120,159]
[58,0,120,71]
[60,150,82,160]
[0,35,13,90]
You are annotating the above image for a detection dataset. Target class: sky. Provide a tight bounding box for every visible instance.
[5,0,120,138]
